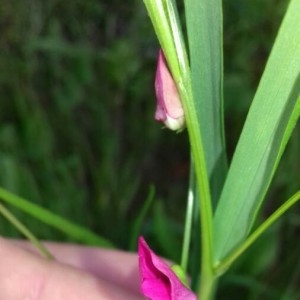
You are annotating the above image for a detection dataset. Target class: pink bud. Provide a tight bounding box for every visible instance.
[138,236,197,300]
[155,50,185,131]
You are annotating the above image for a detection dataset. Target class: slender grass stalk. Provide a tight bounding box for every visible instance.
[0,202,53,259]
[181,155,195,272]
[214,190,300,275]
[180,78,215,300]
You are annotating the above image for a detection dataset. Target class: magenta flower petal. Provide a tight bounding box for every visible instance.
[155,50,185,131]
[138,237,197,300]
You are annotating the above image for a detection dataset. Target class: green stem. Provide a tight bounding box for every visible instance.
[215,190,300,275]
[200,275,218,300]
[142,2,215,297]
[0,202,53,259]
[167,3,215,296]
[181,154,195,272]
[180,83,215,299]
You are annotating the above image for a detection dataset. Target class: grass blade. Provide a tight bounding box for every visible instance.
[185,0,227,205]
[0,187,113,247]
[0,202,53,259]
[214,0,300,262]
[215,190,300,274]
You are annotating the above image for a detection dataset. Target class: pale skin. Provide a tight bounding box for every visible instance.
[0,237,144,300]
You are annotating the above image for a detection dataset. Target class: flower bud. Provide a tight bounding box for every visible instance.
[155,50,185,131]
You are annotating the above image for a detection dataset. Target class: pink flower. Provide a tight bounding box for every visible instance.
[138,236,197,300]
[155,50,185,131]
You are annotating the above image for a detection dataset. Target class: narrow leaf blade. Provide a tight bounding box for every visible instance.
[213,0,300,262]
[185,0,227,205]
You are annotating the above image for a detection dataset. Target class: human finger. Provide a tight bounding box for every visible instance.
[12,240,141,294]
[0,238,143,300]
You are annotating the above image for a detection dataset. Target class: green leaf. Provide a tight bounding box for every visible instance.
[185,0,227,205]
[213,0,300,262]
[215,190,300,274]
[0,187,113,248]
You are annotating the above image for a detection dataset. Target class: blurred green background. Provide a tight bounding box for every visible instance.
[0,0,299,299]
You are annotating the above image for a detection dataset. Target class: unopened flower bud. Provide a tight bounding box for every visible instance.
[155,50,185,131]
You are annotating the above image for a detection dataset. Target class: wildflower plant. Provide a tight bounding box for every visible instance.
[0,1,299,300]
[142,0,300,299]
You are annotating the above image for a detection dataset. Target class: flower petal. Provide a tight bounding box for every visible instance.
[138,237,197,300]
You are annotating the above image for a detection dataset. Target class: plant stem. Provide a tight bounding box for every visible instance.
[214,190,300,275]
[181,154,195,272]
[200,273,218,300]
[180,78,219,299]
[142,2,215,297]
[0,202,53,259]
[180,84,215,299]
[159,3,215,294]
